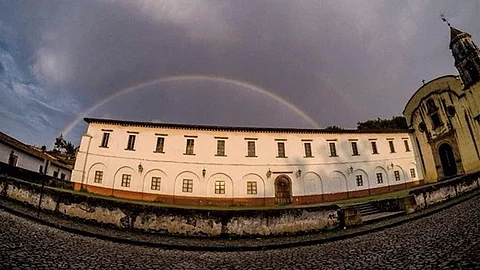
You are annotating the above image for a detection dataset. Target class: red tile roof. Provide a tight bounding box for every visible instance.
[0,131,72,170]
[84,117,409,134]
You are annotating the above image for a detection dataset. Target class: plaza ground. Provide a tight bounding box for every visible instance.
[1,192,480,269]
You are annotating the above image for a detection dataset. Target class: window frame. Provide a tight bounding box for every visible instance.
[388,140,396,153]
[121,174,131,187]
[404,140,411,152]
[100,132,110,148]
[214,180,225,194]
[351,141,359,156]
[94,170,103,183]
[246,181,257,195]
[185,138,195,155]
[376,172,383,184]
[277,142,286,158]
[394,170,401,181]
[304,142,313,158]
[151,177,161,190]
[155,137,165,153]
[410,168,416,178]
[431,112,443,128]
[371,141,379,154]
[329,142,338,157]
[356,175,363,186]
[126,134,136,151]
[216,140,226,156]
[8,154,18,166]
[247,141,256,157]
[182,179,193,193]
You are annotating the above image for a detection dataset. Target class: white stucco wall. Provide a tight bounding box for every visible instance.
[0,142,44,173]
[47,163,72,180]
[72,121,423,201]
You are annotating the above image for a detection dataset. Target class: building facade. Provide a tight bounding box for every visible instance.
[404,26,480,182]
[72,118,422,206]
[0,131,72,180]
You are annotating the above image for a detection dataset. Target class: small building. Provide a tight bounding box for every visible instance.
[404,26,480,182]
[72,118,423,206]
[0,131,72,180]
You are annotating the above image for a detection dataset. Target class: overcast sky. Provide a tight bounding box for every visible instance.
[0,0,479,147]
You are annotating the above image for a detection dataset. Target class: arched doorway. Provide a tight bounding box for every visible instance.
[274,175,292,205]
[439,143,457,177]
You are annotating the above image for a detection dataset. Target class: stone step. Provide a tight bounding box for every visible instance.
[361,211,405,224]
[352,202,383,216]
[360,208,382,216]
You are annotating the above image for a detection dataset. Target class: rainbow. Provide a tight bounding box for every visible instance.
[61,75,320,136]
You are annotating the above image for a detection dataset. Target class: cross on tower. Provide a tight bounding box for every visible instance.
[440,12,451,27]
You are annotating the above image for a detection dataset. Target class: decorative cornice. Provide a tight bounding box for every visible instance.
[84,118,408,135]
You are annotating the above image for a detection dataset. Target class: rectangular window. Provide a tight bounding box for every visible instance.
[371,141,379,154]
[121,174,131,187]
[410,168,416,178]
[151,177,161,190]
[53,171,59,178]
[356,175,363,186]
[394,170,401,181]
[247,141,256,157]
[216,140,226,156]
[8,154,18,166]
[351,142,359,156]
[94,171,103,183]
[185,139,195,155]
[329,142,337,157]
[100,132,110,148]
[426,99,437,113]
[182,179,193,193]
[215,181,225,194]
[404,140,411,152]
[277,142,286,158]
[60,173,66,180]
[304,142,313,157]
[155,137,165,152]
[376,172,383,184]
[247,181,257,195]
[389,140,396,153]
[431,113,442,128]
[126,134,136,150]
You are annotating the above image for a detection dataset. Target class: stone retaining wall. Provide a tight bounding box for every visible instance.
[0,175,341,237]
[348,172,480,220]
[409,172,480,210]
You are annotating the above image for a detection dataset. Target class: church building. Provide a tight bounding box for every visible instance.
[404,25,480,182]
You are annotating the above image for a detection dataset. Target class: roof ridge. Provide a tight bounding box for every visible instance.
[84,117,409,134]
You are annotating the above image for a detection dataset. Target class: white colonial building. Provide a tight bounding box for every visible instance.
[0,131,72,180]
[72,118,423,206]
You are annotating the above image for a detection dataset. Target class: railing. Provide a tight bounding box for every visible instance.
[0,161,74,190]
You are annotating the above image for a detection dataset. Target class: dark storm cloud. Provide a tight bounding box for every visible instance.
[0,0,479,145]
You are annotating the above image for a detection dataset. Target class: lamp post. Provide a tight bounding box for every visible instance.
[266,168,272,178]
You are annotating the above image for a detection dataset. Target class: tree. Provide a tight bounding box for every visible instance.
[64,141,75,156]
[54,134,65,151]
[53,134,76,156]
[357,116,408,131]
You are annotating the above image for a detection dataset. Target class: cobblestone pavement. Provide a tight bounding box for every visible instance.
[1,197,480,270]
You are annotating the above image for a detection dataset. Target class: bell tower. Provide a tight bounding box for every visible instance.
[448,25,480,89]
